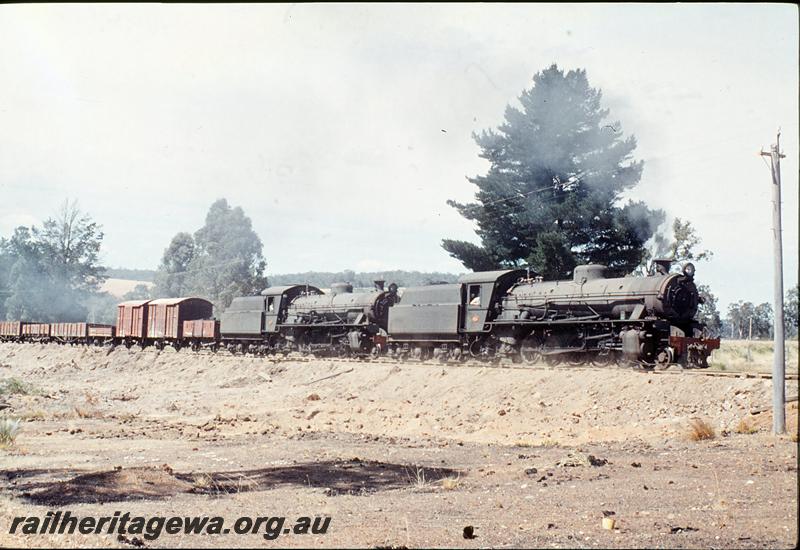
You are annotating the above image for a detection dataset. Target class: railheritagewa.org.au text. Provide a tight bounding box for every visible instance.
[8,511,331,541]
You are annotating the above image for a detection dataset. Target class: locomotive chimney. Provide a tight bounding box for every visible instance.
[374,279,385,291]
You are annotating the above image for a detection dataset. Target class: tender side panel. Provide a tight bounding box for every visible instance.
[388,284,462,342]
[388,304,461,341]
[220,296,266,336]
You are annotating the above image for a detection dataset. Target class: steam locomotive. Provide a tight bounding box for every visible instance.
[386,260,717,367]
[217,281,398,357]
[0,260,720,369]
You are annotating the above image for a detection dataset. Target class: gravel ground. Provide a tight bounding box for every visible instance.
[0,343,797,548]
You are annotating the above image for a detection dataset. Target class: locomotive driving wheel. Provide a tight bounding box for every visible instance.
[655,347,674,370]
[591,351,616,367]
[544,353,563,366]
[566,352,585,367]
[519,339,543,365]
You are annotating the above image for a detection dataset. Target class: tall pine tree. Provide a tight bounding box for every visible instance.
[443,65,663,278]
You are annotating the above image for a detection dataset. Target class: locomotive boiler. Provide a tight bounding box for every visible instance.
[501,263,700,324]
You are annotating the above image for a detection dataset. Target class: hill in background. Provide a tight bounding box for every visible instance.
[267,270,460,289]
[106,268,461,293]
[105,268,157,282]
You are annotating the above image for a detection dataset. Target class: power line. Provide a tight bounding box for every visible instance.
[463,171,589,209]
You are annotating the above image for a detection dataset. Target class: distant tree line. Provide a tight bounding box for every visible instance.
[106,268,157,282]
[268,271,459,290]
[721,286,799,340]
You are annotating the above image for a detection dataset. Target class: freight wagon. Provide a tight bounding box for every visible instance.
[0,321,22,341]
[147,298,214,349]
[50,323,116,345]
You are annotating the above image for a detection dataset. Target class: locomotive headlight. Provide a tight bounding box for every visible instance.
[683,262,695,279]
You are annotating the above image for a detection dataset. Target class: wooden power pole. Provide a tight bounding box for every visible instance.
[761,131,786,435]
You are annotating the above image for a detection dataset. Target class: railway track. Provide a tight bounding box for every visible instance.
[3,341,795,381]
[114,344,799,381]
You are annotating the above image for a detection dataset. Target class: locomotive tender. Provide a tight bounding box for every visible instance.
[0,260,719,368]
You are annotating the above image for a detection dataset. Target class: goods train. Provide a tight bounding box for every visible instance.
[0,260,720,369]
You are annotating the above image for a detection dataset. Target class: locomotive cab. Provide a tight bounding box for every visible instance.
[459,270,527,333]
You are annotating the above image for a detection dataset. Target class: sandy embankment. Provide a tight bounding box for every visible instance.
[0,343,786,447]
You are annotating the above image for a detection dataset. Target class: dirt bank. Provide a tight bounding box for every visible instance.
[0,343,789,446]
[0,343,796,548]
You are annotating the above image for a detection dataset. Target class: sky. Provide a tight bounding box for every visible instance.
[0,3,797,311]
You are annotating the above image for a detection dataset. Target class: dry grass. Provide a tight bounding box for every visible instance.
[0,417,22,445]
[192,473,213,491]
[734,417,759,434]
[191,472,256,495]
[688,418,716,441]
[18,409,45,421]
[73,405,102,419]
[406,465,432,489]
[440,475,462,491]
[709,339,799,373]
[0,377,36,396]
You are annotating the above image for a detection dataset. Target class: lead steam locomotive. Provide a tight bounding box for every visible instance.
[0,260,719,369]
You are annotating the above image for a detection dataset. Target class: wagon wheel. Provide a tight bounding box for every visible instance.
[370,344,382,359]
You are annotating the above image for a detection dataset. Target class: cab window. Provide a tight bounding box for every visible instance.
[267,297,275,312]
[468,285,481,306]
